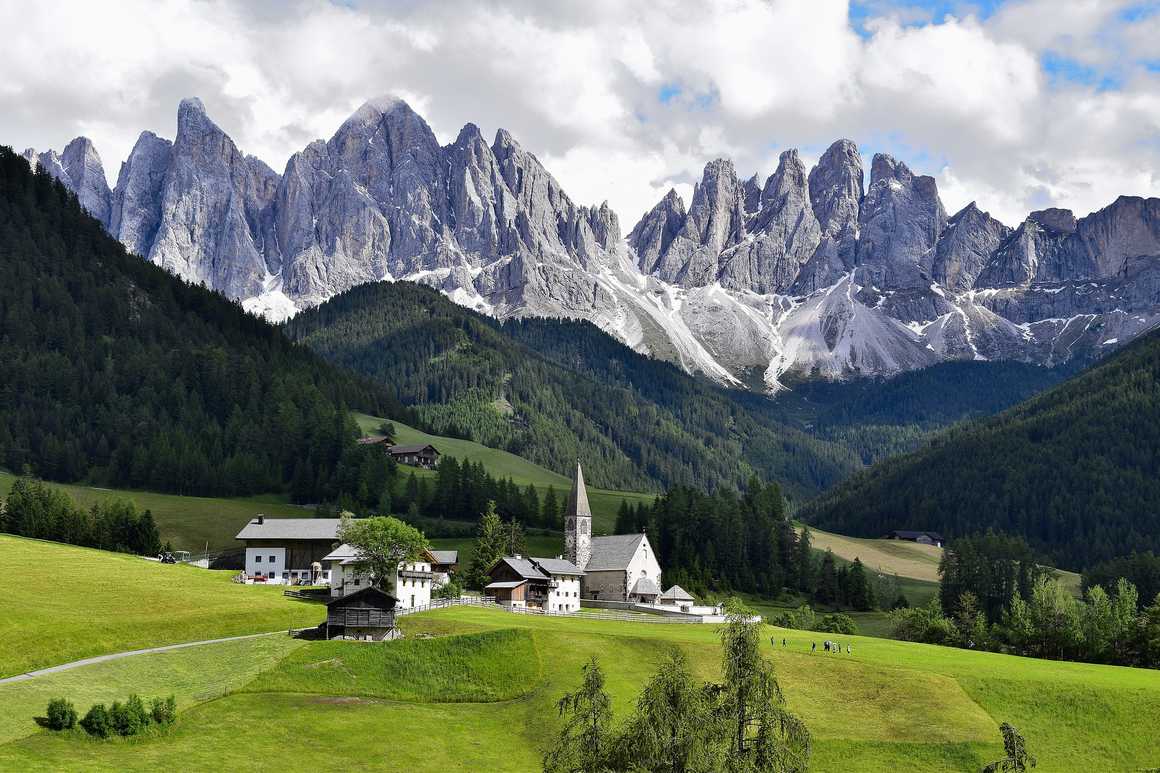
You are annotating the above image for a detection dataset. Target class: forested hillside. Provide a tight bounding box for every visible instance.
[285,282,861,495]
[802,329,1160,569]
[0,147,404,500]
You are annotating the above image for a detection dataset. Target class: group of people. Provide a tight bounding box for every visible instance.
[774,636,852,655]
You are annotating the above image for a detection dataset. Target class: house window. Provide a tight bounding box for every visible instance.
[269,555,276,562]
[282,572,289,579]
[353,578,360,586]
[255,555,262,563]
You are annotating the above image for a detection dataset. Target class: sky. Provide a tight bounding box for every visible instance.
[1,0,1157,228]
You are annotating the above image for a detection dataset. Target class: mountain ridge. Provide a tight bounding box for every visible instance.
[22,96,1160,390]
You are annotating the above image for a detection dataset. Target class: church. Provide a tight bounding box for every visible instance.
[565,462,664,603]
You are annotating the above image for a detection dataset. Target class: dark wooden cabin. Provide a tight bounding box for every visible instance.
[325,586,399,640]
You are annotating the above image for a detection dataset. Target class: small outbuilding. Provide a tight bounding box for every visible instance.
[484,579,528,608]
[658,584,695,608]
[325,586,399,641]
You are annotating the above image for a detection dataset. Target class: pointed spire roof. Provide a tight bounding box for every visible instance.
[566,460,592,519]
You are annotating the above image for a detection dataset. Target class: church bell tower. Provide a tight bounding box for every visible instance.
[565,460,592,570]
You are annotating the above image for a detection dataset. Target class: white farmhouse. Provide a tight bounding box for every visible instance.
[322,543,435,610]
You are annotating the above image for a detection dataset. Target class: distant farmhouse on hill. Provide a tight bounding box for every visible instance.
[357,436,441,469]
[886,530,944,548]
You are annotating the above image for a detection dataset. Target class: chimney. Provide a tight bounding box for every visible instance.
[257,515,264,525]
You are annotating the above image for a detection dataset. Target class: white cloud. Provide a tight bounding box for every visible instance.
[0,0,1157,232]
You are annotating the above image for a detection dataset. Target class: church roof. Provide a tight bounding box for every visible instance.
[566,461,592,519]
[630,576,661,596]
[585,533,646,572]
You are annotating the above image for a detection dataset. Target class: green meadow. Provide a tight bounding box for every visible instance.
[1,599,1157,771]
[0,536,322,678]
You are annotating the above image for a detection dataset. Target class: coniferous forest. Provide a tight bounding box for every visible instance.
[0,147,405,502]
[802,328,1160,569]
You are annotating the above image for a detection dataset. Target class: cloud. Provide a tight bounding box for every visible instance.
[0,0,1157,232]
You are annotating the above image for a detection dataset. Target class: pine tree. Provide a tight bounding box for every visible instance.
[467,500,507,590]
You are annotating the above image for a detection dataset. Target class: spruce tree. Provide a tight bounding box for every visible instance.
[467,500,507,590]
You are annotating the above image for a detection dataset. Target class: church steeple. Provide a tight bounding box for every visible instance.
[565,460,592,569]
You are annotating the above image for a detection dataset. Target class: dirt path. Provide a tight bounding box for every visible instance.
[0,630,292,685]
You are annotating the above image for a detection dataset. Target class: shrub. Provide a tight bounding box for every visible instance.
[815,613,858,635]
[80,704,111,738]
[44,698,77,730]
[150,695,177,726]
[108,695,150,737]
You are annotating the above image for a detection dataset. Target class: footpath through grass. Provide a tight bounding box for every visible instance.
[2,605,1158,771]
[0,536,323,678]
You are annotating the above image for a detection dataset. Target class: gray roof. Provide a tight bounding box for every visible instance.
[485,580,527,589]
[532,557,585,576]
[494,555,584,581]
[660,584,695,601]
[584,534,645,571]
[236,518,341,541]
[429,550,458,565]
[566,462,592,519]
[497,556,547,581]
[630,576,661,596]
[322,543,357,562]
[389,444,438,455]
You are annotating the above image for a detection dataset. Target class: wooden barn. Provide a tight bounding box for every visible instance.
[325,586,399,641]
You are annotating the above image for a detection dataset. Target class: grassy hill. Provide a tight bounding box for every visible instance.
[355,412,656,533]
[803,328,1160,570]
[1,604,1157,771]
[0,535,323,677]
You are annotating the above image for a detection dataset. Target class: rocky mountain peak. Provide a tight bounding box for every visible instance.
[1029,207,1077,234]
[742,173,762,215]
[628,188,687,273]
[857,153,946,289]
[932,201,1011,291]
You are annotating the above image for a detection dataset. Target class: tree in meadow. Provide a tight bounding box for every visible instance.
[611,648,721,773]
[543,656,613,773]
[716,599,810,772]
[981,722,1036,772]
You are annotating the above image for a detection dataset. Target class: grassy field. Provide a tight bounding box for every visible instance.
[355,413,657,532]
[1,605,1157,771]
[0,470,310,554]
[0,536,324,678]
[804,524,1084,597]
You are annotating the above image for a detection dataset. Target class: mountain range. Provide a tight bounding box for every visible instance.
[23,97,1160,388]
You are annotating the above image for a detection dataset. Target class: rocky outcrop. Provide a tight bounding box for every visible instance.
[718,150,821,294]
[110,132,173,257]
[654,159,747,286]
[931,203,1010,291]
[791,139,863,293]
[628,189,686,274]
[855,154,946,289]
[22,138,112,226]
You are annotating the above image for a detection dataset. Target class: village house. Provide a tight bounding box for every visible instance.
[886,530,944,548]
[564,462,664,603]
[321,543,436,610]
[325,586,399,641]
[234,517,444,609]
[235,516,341,585]
[485,555,584,611]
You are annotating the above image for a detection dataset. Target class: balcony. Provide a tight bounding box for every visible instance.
[399,569,434,581]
